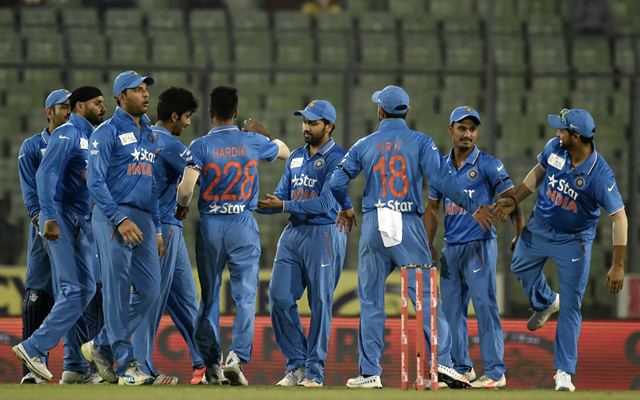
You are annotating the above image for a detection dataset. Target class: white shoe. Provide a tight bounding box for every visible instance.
[276,367,305,386]
[81,341,118,384]
[554,370,575,392]
[528,294,560,331]
[223,350,248,386]
[345,375,383,389]
[86,372,105,384]
[59,370,91,384]
[470,374,506,389]
[437,364,470,389]
[12,343,52,382]
[298,378,323,387]
[464,368,477,382]
[20,372,46,384]
[152,374,179,385]
[117,362,154,386]
[205,364,229,385]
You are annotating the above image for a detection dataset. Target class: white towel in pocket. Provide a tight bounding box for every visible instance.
[377,207,402,247]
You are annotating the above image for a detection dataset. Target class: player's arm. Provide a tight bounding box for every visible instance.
[151,171,164,256]
[257,156,292,214]
[495,163,546,219]
[329,146,359,232]
[35,127,74,240]
[281,155,343,215]
[176,166,201,215]
[607,209,627,294]
[243,118,291,160]
[422,140,492,230]
[423,197,441,260]
[18,140,42,224]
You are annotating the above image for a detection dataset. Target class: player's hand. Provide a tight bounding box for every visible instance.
[42,219,61,241]
[257,193,284,211]
[606,265,624,294]
[157,233,166,257]
[336,209,358,233]
[242,118,271,139]
[495,197,516,221]
[175,204,189,220]
[117,219,143,246]
[471,205,494,231]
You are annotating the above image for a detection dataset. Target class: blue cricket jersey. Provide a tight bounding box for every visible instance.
[186,125,280,215]
[152,125,190,226]
[428,146,513,244]
[330,118,481,215]
[36,113,94,221]
[88,107,161,230]
[18,129,50,219]
[270,138,347,225]
[532,137,624,240]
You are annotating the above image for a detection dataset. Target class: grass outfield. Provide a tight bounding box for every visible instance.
[0,386,638,400]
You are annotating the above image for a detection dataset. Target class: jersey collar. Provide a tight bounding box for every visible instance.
[114,107,151,131]
[569,143,598,176]
[304,137,336,159]
[208,124,240,135]
[378,118,409,131]
[447,145,480,170]
[40,128,50,144]
[152,124,171,136]
[70,113,94,136]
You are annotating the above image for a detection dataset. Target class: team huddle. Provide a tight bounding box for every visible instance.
[14,71,626,392]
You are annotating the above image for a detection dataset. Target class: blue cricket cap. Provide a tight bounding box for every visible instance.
[294,99,337,123]
[113,70,154,97]
[371,85,410,115]
[450,105,481,126]
[44,89,71,109]
[548,108,595,138]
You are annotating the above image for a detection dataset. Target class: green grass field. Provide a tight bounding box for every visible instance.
[0,386,638,400]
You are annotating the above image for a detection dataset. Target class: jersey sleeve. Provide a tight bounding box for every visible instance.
[36,126,75,222]
[330,142,361,211]
[484,156,514,197]
[254,133,280,161]
[185,139,205,171]
[537,137,558,169]
[164,138,190,175]
[421,138,480,214]
[88,125,128,225]
[18,139,41,218]
[593,167,625,215]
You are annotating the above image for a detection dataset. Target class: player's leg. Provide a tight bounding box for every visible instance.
[193,217,226,384]
[165,227,206,383]
[268,225,307,385]
[21,224,54,380]
[126,210,162,375]
[466,239,506,387]
[355,212,394,379]
[132,223,179,377]
[511,225,557,320]
[17,211,96,380]
[300,224,347,386]
[223,214,260,386]
[91,207,136,376]
[550,239,591,389]
[439,243,473,375]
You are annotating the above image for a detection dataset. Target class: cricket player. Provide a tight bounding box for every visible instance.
[13,86,106,384]
[83,70,163,385]
[131,87,206,385]
[329,85,494,389]
[496,108,626,391]
[16,89,70,383]
[257,100,347,387]
[424,106,523,388]
[176,86,290,386]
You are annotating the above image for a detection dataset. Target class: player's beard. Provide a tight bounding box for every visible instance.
[303,131,324,146]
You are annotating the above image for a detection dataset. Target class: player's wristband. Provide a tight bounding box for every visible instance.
[508,195,518,206]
